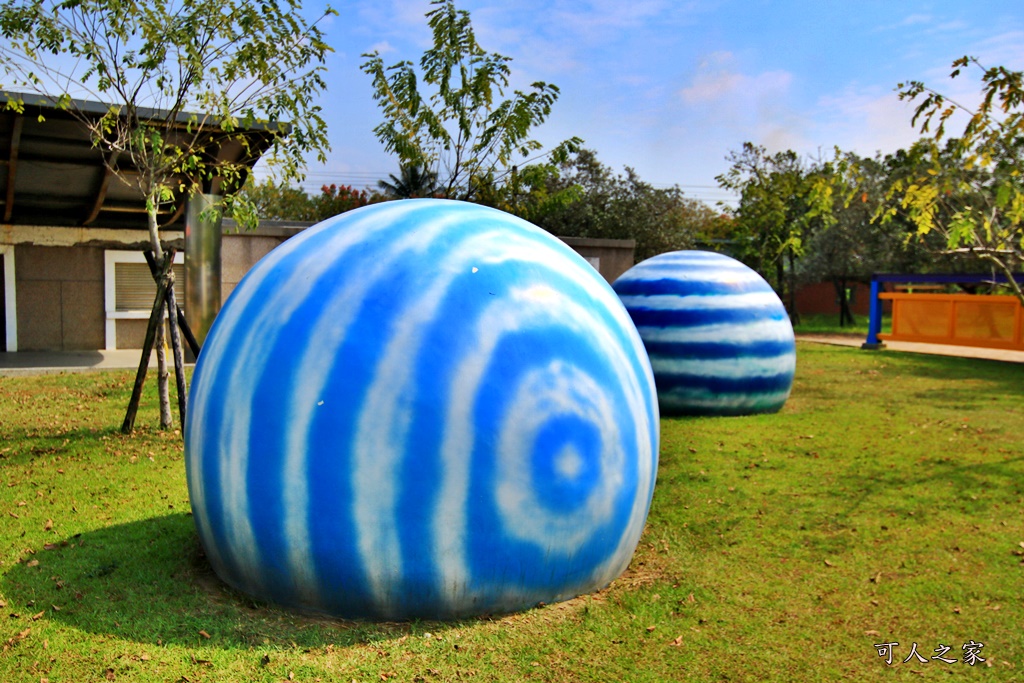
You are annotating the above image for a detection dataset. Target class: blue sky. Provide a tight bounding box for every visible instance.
[292,0,1024,206]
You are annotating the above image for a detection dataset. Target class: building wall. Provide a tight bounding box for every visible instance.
[559,236,636,283]
[221,232,291,303]
[795,281,891,317]
[15,244,105,350]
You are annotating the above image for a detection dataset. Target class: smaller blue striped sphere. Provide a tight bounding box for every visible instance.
[185,199,659,620]
[612,251,795,416]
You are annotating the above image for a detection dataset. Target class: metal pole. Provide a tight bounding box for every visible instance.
[185,193,223,352]
[861,277,886,350]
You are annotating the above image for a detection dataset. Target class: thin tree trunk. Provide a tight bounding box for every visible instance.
[122,254,172,434]
[144,203,173,429]
[977,252,1024,308]
[833,277,854,327]
[165,274,188,429]
[122,198,174,434]
[787,248,800,325]
[775,258,785,309]
[156,314,172,429]
[144,249,190,429]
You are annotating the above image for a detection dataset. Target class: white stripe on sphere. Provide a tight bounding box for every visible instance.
[617,291,783,311]
[661,387,793,411]
[618,261,763,282]
[635,319,794,344]
[651,353,796,378]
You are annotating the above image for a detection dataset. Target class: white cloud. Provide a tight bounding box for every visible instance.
[679,52,793,104]
[971,30,1024,69]
[366,41,395,56]
[900,13,932,26]
[674,51,806,152]
[874,13,932,32]
[812,85,923,157]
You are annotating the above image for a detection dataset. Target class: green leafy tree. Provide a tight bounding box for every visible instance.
[241,178,320,221]
[534,149,719,260]
[801,153,929,326]
[313,184,375,219]
[876,144,992,275]
[361,0,582,201]
[0,0,334,431]
[470,163,582,226]
[716,143,826,320]
[887,56,1024,303]
[377,164,441,199]
[241,179,378,221]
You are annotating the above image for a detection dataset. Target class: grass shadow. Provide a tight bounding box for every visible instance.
[1,513,466,649]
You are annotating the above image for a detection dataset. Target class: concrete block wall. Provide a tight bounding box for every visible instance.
[15,245,105,351]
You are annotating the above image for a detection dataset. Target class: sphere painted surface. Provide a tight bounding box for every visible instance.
[185,199,659,620]
[612,250,795,416]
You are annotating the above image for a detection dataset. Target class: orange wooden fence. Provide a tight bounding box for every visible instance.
[879,292,1024,351]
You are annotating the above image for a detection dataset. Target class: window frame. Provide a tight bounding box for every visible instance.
[0,244,16,352]
[104,250,184,350]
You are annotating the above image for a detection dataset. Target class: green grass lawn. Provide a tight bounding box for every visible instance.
[1,343,1021,682]
[792,312,892,337]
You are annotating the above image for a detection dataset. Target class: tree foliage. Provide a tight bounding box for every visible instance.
[886,56,1024,303]
[360,0,582,201]
[242,179,321,222]
[240,179,378,222]
[314,183,375,218]
[801,152,934,325]
[469,162,582,227]
[531,149,724,261]
[0,0,334,235]
[377,164,441,199]
[716,143,828,319]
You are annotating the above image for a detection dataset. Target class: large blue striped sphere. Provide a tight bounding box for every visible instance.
[612,250,795,416]
[185,199,659,620]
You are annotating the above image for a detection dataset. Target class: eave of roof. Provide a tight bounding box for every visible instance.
[0,90,281,230]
